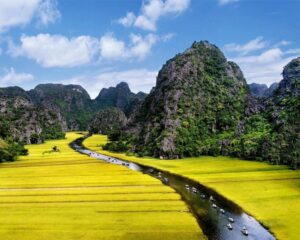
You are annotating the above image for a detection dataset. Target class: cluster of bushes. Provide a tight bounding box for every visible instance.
[0,138,28,162]
[102,131,131,153]
[41,125,66,140]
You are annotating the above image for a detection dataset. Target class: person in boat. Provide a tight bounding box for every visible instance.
[228,217,234,223]
[209,195,215,201]
[163,177,169,183]
[220,208,225,214]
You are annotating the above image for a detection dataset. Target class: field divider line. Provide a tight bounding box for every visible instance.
[0,184,163,191]
[0,191,174,197]
[0,199,182,204]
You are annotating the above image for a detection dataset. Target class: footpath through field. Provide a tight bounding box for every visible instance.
[0,132,204,240]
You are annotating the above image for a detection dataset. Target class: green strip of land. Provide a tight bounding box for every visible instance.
[0,132,204,240]
[84,134,300,240]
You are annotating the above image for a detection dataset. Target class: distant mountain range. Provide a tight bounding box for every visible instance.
[248,82,279,98]
[1,40,299,168]
[0,82,146,143]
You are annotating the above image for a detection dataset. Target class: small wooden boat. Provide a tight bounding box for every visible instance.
[227,223,233,230]
[241,226,249,236]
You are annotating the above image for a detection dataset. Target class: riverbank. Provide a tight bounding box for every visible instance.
[84,134,300,240]
[0,132,203,240]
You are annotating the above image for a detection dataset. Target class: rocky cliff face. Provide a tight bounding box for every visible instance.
[0,83,147,142]
[128,41,250,158]
[0,87,66,144]
[262,58,300,168]
[95,82,146,117]
[27,83,146,130]
[119,42,299,168]
[29,84,93,130]
[89,107,127,134]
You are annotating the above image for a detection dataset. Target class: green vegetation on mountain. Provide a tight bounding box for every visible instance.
[105,41,300,168]
[1,42,298,168]
[262,58,300,168]
[0,83,146,161]
[95,82,147,117]
[89,107,127,134]
[0,87,66,145]
[29,84,93,130]
[110,41,253,158]
[28,82,146,130]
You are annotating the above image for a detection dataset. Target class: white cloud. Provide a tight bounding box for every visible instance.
[118,12,136,27]
[61,69,158,99]
[99,34,126,60]
[10,34,99,67]
[118,0,191,31]
[0,0,60,32]
[224,37,268,55]
[9,31,159,66]
[218,0,239,6]
[129,33,158,59]
[232,48,298,86]
[0,68,34,87]
[274,40,291,47]
[99,33,158,60]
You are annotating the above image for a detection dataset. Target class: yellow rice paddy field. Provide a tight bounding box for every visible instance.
[0,132,204,240]
[84,134,300,240]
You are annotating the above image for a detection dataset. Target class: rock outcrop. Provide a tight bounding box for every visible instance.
[262,57,300,168]
[95,82,147,117]
[114,41,299,168]
[89,107,127,134]
[29,84,93,130]
[0,87,66,144]
[127,41,250,158]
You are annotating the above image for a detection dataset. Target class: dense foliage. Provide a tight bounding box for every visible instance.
[102,131,130,153]
[89,107,127,135]
[0,138,28,162]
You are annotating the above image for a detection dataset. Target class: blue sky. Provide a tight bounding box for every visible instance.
[0,0,299,98]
